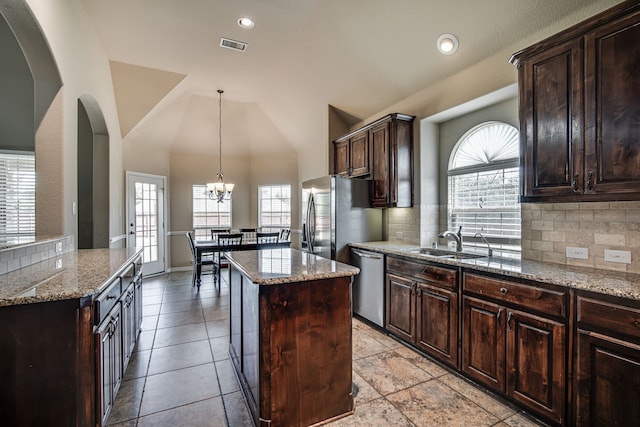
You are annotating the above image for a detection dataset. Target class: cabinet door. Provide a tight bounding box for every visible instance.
[584,10,640,197]
[349,130,369,177]
[506,309,566,425]
[95,304,122,426]
[122,282,136,369]
[334,140,349,176]
[462,296,505,392]
[520,38,584,201]
[416,283,458,369]
[370,121,390,207]
[575,329,640,427]
[385,273,415,342]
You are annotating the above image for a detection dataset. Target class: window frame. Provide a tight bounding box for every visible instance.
[446,121,521,252]
[0,150,36,241]
[258,184,291,233]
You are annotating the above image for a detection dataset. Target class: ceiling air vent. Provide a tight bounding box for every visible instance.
[220,37,247,52]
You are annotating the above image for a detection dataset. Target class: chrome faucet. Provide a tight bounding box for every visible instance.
[439,226,463,252]
[474,232,493,257]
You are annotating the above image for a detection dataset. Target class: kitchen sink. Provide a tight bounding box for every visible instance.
[407,248,487,259]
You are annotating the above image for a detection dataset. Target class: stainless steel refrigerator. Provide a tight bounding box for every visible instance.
[301,175,382,263]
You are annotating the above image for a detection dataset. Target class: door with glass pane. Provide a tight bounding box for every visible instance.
[126,172,165,275]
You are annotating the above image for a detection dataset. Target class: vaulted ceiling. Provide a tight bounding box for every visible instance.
[81,0,621,157]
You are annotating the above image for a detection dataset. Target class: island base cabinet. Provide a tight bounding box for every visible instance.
[229,268,354,427]
[0,299,95,426]
[95,303,123,426]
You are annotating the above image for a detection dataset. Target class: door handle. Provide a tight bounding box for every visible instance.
[352,250,382,260]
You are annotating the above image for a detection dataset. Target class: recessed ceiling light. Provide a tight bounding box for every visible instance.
[237,17,254,29]
[437,33,459,55]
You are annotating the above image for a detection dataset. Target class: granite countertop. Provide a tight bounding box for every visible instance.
[0,247,142,307]
[224,248,359,285]
[351,241,640,301]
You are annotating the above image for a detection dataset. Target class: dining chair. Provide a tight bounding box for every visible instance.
[215,233,244,290]
[210,228,231,239]
[257,231,280,247]
[186,232,215,287]
[240,228,257,240]
[279,228,291,241]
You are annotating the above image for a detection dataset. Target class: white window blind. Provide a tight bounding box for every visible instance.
[192,184,231,240]
[258,185,291,233]
[448,167,520,242]
[0,151,35,238]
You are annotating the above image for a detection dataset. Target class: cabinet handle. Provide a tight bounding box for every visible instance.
[497,308,503,326]
[587,171,593,191]
[507,311,513,330]
[106,295,116,300]
[572,173,579,192]
[500,287,507,295]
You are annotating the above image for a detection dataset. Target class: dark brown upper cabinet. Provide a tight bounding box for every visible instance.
[333,113,414,208]
[511,1,640,202]
[334,129,369,177]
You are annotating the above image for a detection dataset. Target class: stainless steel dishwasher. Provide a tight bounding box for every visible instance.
[351,248,384,327]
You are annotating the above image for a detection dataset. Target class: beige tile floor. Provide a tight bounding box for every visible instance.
[106,270,547,427]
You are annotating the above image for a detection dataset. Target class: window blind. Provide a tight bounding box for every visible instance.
[448,167,520,243]
[0,151,35,237]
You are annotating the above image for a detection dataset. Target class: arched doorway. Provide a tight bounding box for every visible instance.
[0,1,63,238]
[77,95,109,249]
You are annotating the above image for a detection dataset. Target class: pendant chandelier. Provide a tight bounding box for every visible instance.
[206,89,234,202]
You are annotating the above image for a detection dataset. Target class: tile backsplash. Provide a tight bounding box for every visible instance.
[522,201,640,273]
[0,236,74,275]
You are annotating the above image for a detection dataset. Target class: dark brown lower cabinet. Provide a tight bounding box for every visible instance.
[229,266,354,427]
[95,302,123,426]
[386,256,459,369]
[574,292,640,427]
[462,272,567,426]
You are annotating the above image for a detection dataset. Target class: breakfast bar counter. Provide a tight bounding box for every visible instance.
[225,248,359,427]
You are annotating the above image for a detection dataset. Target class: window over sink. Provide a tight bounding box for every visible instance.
[447,121,520,252]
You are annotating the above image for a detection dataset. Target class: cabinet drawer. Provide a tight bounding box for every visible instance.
[121,263,136,284]
[387,257,457,290]
[95,277,121,325]
[463,272,567,318]
[577,294,640,339]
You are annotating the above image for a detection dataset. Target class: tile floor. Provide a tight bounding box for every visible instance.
[106,270,547,427]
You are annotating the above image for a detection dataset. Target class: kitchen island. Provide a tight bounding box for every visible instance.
[0,247,143,426]
[225,248,359,427]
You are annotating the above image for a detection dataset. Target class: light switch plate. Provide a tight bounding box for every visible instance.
[566,246,589,260]
[604,249,631,264]
[56,242,62,253]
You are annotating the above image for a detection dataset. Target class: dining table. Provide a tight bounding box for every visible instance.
[193,238,291,287]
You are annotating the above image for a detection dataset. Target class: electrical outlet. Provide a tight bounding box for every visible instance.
[395,231,403,240]
[604,249,631,264]
[566,246,588,260]
[55,259,62,269]
[56,242,63,253]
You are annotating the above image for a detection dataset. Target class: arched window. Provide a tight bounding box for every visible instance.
[447,121,520,251]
